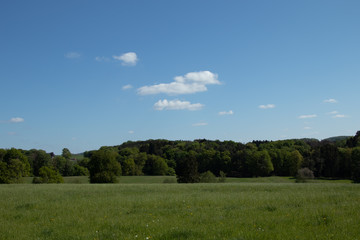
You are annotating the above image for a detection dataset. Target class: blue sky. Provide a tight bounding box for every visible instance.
[1,0,359,154]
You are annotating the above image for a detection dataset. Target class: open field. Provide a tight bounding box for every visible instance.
[1,179,360,240]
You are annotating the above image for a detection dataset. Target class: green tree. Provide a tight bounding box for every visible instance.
[62,148,72,160]
[283,150,303,176]
[247,150,274,177]
[27,149,51,176]
[143,155,168,175]
[0,148,30,183]
[175,150,200,183]
[351,147,360,183]
[88,149,121,183]
[33,166,63,183]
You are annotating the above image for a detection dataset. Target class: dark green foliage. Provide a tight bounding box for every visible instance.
[351,147,360,183]
[62,148,72,159]
[143,155,168,175]
[0,148,30,183]
[26,149,51,176]
[33,166,63,183]
[73,165,89,176]
[88,149,121,183]
[175,151,200,183]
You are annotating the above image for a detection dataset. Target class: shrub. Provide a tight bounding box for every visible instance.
[296,168,314,183]
[218,171,227,183]
[34,166,64,184]
[199,171,217,183]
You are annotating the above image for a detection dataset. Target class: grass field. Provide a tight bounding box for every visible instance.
[1,178,359,240]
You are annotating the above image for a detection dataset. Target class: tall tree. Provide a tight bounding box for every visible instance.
[88,149,121,183]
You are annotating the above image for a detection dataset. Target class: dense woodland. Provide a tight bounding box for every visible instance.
[1,131,360,183]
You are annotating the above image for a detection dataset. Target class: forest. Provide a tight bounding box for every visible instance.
[1,131,360,184]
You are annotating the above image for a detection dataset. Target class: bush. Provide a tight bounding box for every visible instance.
[218,171,227,183]
[199,171,217,183]
[34,166,64,184]
[296,168,314,183]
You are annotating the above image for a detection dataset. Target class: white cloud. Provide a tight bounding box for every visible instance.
[122,84,133,90]
[323,98,337,103]
[219,110,234,115]
[328,111,338,115]
[113,52,138,66]
[259,104,275,109]
[10,117,24,123]
[298,114,317,119]
[128,130,134,134]
[65,52,81,59]
[138,71,220,95]
[154,99,203,111]
[192,122,208,127]
[303,126,312,130]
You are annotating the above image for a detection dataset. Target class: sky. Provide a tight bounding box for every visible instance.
[1,0,360,154]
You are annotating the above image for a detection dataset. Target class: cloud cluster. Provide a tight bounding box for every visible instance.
[154,99,203,111]
[138,71,220,95]
[259,104,275,109]
[113,52,138,66]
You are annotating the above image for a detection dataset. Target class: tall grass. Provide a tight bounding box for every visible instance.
[1,182,359,239]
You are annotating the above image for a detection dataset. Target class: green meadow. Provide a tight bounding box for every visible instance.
[1,178,359,240]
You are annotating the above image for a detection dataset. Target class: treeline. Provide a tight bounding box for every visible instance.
[1,131,360,183]
[0,148,89,183]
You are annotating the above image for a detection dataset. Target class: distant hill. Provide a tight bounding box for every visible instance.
[322,136,351,142]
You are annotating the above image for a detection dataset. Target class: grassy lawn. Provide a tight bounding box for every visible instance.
[1,180,359,239]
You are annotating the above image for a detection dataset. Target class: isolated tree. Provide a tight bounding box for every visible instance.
[62,148,72,160]
[88,149,121,183]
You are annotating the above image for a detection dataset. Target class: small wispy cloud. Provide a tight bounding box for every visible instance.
[332,114,347,118]
[298,114,317,119]
[95,56,110,62]
[192,122,208,127]
[219,110,234,115]
[154,99,203,111]
[323,98,337,103]
[122,84,133,90]
[128,130,134,134]
[65,52,81,59]
[327,111,338,115]
[113,52,138,66]
[10,117,24,123]
[259,104,275,109]
[303,126,312,130]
